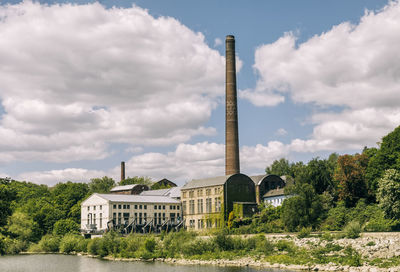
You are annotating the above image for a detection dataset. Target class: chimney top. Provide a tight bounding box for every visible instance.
[226,35,235,40]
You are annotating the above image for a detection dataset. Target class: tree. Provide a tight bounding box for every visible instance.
[334,154,369,207]
[366,126,400,198]
[88,176,115,193]
[119,176,152,186]
[266,158,291,176]
[281,183,326,231]
[51,181,89,217]
[377,169,400,219]
[0,178,16,228]
[8,211,40,242]
[53,218,80,236]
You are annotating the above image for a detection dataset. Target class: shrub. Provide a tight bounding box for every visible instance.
[162,230,197,258]
[275,240,296,254]
[366,241,376,247]
[37,234,61,252]
[60,234,85,253]
[53,219,79,236]
[254,235,274,255]
[342,246,362,266]
[87,238,108,257]
[212,232,234,251]
[144,237,156,253]
[181,239,214,256]
[344,221,362,239]
[297,227,312,239]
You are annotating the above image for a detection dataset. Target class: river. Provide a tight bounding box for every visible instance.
[0,254,289,272]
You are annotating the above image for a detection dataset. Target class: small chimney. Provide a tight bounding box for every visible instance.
[225,35,240,175]
[121,161,125,181]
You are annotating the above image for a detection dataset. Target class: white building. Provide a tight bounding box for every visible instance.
[81,193,182,234]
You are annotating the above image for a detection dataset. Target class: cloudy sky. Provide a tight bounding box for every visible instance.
[1,0,399,186]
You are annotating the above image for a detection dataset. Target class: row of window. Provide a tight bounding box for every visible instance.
[182,187,222,199]
[182,197,221,215]
[112,212,181,225]
[188,218,222,229]
[266,198,284,205]
[87,213,103,229]
[87,205,102,211]
[111,204,180,210]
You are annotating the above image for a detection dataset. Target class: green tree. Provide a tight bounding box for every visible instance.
[53,218,80,236]
[265,158,291,176]
[334,154,369,207]
[366,126,400,198]
[281,183,325,231]
[119,176,152,186]
[8,211,40,242]
[89,176,115,193]
[51,182,89,219]
[0,178,16,228]
[377,169,400,219]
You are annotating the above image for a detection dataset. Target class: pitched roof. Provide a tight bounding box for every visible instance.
[95,193,180,204]
[250,175,268,185]
[140,187,182,198]
[263,188,285,198]
[182,175,230,190]
[110,184,139,192]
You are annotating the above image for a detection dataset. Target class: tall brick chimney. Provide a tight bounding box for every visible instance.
[121,161,125,182]
[225,35,240,175]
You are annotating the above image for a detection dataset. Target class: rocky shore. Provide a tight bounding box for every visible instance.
[101,232,400,272]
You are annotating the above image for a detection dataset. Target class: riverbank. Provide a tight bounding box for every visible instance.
[97,232,400,271]
[19,232,400,271]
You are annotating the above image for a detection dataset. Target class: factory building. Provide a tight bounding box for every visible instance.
[81,193,182,234]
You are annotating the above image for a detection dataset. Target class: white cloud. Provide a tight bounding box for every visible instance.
[0,1,228,163]
[275,128,287,136]
[243,1,400,152]
[214,38,222,47]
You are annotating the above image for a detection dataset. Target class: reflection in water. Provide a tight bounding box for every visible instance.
[0,254,288,272]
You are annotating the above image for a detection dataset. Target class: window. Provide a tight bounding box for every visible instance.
[87,214,91,224]
[127,205,130,209]
[197,199,203,214]
[197,189,203,197]
[100,205,102,210]
[158,205,161,210]
[139,213,142,224]
[206,198,212,213]
[87,206,90,211]
[134,213,137,220]
[206,219,212,228]
[214,188,218,194]
[118,204,121,209]
[163,205,165,210]
[177,205,180,210]
[100,213,102,229]
[154,213,157,225]
[144,205,147,209]
[189,219,195,228]
[94,206,96,210]
[215,197,221,212]
[113,212,116,219]
[189,200,195,214]
[123,205,126,209]
[139,205,142,209]
[182,201,187,215]
[198,219,203,229]
[162,213,165,221]
[182,191,187,198]
[93,214,96,224]
[189,191,194,198]
[144,213,147,222]
[206,189,211,196]
[113,204,116,209]
[135,204,138,209]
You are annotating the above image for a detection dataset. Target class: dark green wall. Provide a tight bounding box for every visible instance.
[224,174,256,218]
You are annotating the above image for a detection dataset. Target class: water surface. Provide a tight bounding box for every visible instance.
[0,254,290,272]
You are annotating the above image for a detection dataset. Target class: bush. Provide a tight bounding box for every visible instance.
[212,232,234,251]
[3,238,28,254]
[297,227,312,239]
[144,237,156,253]
[254,235,274,255]
[53,219,79,236]
[162,230,197,258]
[60,234,85,253]
[344,221,362,239]
[36,234,61,252]
[181,239,214,256]
[275,240,296,254]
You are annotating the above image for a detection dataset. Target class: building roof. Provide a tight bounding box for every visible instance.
[140,187,181,198]
[182,175,231,190]
[263,188,285,198]
[250,175,268,185]
[95,193,180,204]
[154,178,177,187]
[110,184,139,192]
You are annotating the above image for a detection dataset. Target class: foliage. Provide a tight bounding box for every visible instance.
[88,176,115,194]
[59,234,87,253]
[53,218,80,236]
[297,227,312,239]
[0,178,17,228]
[343,221,362,239]
[8,211,40,242]
[335,154,369,207]
[281,183,326,231]
[119,176,153,186]
[266,158,292,176]
[377,169,400,219]
[33,234,61,252]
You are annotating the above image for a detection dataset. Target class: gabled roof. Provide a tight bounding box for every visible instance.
[140,187,181,198]
[182,175,231,190]
[110,184,139,192]
[263,188,285,198]
[94,193,180,204]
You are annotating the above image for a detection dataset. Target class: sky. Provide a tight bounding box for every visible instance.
[1,0,399,186]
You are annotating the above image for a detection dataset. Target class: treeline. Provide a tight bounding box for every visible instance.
[0,176,154,255]
[230,126,400,233]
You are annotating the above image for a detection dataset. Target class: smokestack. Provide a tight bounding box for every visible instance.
[225,35,240,175]
[121,161,125,181]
